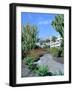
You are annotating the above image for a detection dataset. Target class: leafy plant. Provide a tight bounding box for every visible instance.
[36,65,49,76]
[24,56,39,70]
[51,36,57,42]
[50,47,59,57]
[24,56,34,70]
[24,56,33,64]
[58,46,64,57]
[51,15,64,39]
[22,23,39,58]
[51,14,64,57]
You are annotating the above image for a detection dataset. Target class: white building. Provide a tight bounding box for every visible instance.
[50,36,62,48]
[36,36,62,48]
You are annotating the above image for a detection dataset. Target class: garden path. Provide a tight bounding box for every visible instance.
[36,54,64,74]
[22,53,64,77]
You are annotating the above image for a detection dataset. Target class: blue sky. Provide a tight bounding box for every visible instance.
[21,12,60,39]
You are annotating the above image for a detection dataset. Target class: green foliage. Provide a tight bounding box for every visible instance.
[24,56,34,70]
[24,56,33,65]
[43,44,49,49]
[36,65,49,76]
[58,40,64,57]
[58,47,64,57]
[51,15,64,39]
[24,56,64,76]
[24,55,39,70]
[22,23,38,58]
[52,36,57,42]
[51,15,64,57]
[28,50,40,61]
[45,39,50,43]
[50,47,59,57]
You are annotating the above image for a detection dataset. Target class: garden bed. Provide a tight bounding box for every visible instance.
[25,48,48,62]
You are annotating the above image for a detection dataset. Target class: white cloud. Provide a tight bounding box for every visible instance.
[38,20,52,25]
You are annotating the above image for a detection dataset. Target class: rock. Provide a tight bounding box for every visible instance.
[21,62,38,77]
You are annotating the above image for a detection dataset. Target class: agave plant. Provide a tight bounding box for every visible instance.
[36,65,49,76]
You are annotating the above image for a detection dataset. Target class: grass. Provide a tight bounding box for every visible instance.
[50,47,59,57]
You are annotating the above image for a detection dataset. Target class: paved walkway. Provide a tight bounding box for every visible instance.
[22,54,64,77]
[36,54,64,74]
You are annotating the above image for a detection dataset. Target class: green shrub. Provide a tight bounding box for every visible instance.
[36,65,49,76]
[22,24,38,57]
[24,56,34,70]
[24,56,33,64]
[58,47,64,57]
[47,72,53,76]
[26,49,45,62]
[57,40,64,57]
[24,56,39,70]
[50,47,59,57]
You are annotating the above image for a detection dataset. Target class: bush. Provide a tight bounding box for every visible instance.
[50,47,59,57]
[22,24,39,59]
[28,52,40,62]
[34,45,40,49]
[35,65,49,76]
[27,49,45,61]
[24,56,33,64]
[24,56,34,70]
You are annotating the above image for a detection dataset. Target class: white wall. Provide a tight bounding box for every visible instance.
[0,0,72,89]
